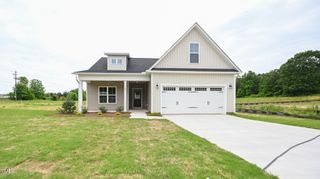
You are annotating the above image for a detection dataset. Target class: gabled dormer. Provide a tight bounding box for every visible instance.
[105,52,130,71]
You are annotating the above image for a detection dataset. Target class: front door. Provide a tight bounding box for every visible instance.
[132,88,142,109]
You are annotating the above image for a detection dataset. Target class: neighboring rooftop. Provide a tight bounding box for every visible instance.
[74,57,158,74]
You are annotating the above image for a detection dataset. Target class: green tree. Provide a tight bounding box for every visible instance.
[258,69,282,96]
[237,71,260,97]
[15,83,34,100]
[279,50,320,96]
[30,79,45,99]
[66,92,77,101]
[69,88,86,101]
[18,76,28,86]
[13,76,34,100]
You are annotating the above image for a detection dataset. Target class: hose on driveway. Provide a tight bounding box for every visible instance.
[263,134,320,170]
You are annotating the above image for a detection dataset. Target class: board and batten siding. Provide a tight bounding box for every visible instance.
[154,28,234,69]
[87,81,124,112]
[151,73,236,113]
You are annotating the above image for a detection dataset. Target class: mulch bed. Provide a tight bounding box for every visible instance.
[50,112,131,117]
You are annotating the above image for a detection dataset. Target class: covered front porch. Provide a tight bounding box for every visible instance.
[77,80,150,112]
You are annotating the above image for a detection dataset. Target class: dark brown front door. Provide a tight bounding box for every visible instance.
[132,88,142,108]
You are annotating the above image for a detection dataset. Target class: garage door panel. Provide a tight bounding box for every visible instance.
[161,86,225,114]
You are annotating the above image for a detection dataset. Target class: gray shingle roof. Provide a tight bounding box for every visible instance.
[74,57,158,73]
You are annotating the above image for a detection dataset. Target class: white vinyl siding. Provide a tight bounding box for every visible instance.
[154,28,234,69]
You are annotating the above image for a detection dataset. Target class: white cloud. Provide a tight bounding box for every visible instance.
[213,0,320,73]
[0,0,318,93]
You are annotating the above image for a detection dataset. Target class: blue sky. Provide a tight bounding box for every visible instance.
[0,0,319,93]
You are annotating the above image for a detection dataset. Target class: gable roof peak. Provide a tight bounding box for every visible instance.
[148,22,242,73]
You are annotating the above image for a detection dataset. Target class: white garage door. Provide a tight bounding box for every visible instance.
[161,86,225,114]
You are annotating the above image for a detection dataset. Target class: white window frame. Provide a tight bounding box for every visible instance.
[98,86,117,104]
[117,58,123,64]
[189,42,200,64]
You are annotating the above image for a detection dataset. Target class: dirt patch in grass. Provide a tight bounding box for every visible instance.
[15,160,62,175]
[4,146,16,151]
[116,174,144,179]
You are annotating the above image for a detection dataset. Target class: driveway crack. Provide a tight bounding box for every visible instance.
[263,134,320,170]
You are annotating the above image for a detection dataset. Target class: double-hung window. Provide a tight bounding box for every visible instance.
[111,59,117,64]
[111,58,123,65]
[190,43,199,63]
[99,87,117,104]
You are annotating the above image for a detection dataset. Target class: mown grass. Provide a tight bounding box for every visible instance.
[232,112,320,130]
[0,101,276,178]
[237,94,320,103]
[0,99,63,111]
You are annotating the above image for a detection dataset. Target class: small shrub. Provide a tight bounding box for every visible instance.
[115,112,121,115]
[97,111,102,115]
[99,106,107,113]
[57,107,65,114]
[116,106,123,112]
[82,107,87,114]
[76,112,82,115]
[61,101,76,113]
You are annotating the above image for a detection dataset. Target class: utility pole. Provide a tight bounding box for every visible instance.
[13,71,17,100]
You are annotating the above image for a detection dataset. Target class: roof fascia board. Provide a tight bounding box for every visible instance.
[72,72,144,75]
[146,70,239,74]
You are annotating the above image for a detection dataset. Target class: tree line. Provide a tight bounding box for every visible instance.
[237,50,320,97]
[9,76,86,101]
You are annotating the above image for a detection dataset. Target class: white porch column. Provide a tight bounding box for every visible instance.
[123,81,127,112]
[78,80,83,113]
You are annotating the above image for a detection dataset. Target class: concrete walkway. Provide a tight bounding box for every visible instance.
[129,110,165,119]
[165,114,320,179]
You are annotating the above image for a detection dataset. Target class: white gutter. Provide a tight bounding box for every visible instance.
[146,70,240,74]
[72,72,145,75]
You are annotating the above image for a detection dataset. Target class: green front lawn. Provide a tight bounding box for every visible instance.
[232,112,320,129]
[0,107,276,178]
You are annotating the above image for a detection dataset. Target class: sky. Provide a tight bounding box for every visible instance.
[0,0,319,93]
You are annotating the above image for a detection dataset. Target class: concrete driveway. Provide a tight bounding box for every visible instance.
[165,115,320,179]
